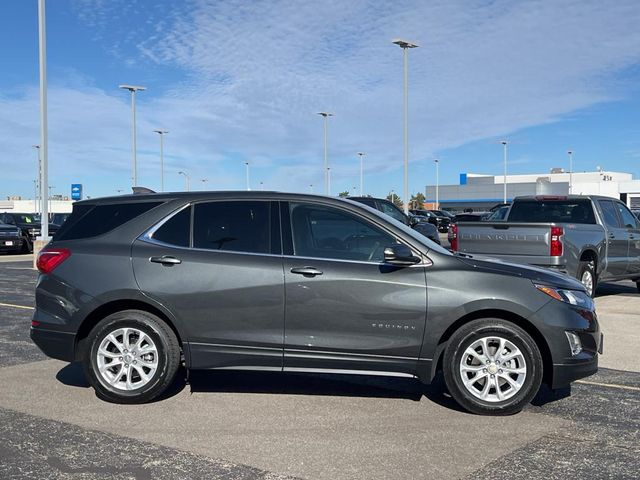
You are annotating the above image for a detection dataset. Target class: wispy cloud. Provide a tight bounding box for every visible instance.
[2,0,640,197]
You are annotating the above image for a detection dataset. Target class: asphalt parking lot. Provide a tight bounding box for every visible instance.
[0,253,638,479]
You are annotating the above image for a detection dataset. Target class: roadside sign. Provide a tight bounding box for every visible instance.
[71,184,82,201]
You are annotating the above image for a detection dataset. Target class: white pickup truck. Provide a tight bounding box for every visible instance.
[448,195,640,296]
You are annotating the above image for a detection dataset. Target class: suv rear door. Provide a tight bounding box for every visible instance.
[131,200,285,370]
[281,201,427,376]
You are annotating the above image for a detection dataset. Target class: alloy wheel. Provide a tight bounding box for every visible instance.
[459,336,527,403]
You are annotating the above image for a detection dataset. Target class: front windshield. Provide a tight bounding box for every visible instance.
[344,199,453,256]
[14,214,38,224]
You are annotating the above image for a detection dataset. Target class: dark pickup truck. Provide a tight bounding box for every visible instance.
[449,195,640,296]
[0,221,23,253]
[0,213,59,253]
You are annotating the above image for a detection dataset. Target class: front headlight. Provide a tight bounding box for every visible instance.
[534,284,594,311]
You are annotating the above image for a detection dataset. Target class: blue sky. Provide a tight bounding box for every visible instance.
[1,0,640,200]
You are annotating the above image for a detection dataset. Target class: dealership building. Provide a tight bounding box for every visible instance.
[426,169,640,211]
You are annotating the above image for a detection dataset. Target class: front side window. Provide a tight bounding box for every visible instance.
[290,203,395,262]
[193,201,270,254]
[598,200,621,229]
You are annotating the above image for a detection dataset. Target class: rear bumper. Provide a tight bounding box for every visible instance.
[30,327,75,362]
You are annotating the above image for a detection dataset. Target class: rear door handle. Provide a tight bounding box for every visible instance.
[149,255,182,265]
[290,266,323,276]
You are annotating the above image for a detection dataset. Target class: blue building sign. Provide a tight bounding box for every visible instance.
[71,184,82,200]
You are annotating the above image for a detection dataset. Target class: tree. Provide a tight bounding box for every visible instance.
[410,192,426,210]
[338,191,350,197]
[386,192,403,208]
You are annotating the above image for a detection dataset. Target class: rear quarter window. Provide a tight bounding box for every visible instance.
[55,202,162,241]
[508,200,596,224]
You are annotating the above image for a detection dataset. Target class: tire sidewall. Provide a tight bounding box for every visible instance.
[84,313,171,402]
[577,261,596,297]
[444,320,543,415]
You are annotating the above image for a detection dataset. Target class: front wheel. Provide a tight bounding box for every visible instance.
[82,310,181,404]
[443,319,543,415]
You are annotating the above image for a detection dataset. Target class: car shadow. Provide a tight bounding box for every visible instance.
[594,281,637,298]
[56,363,571,413]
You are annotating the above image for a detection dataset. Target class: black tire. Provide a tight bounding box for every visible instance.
[443,318,543,415]
[577,260,597,297]
[20,237,32,254]
[82,310,181,404]
[635,281,640,294]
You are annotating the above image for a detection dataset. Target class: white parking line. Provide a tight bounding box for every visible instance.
[0,302,34,310]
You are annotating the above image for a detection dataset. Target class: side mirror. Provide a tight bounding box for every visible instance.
[384,244,421,266]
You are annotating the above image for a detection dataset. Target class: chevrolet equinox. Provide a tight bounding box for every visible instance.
[31,192,602,415]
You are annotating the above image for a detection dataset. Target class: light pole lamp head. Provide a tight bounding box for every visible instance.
[568,150,573,155]
[501,140,508,146]
[357,152,365,157]
[153,129,168,135]
[119,84,146,92]
[317,112,333,118]
[392,39,419,49]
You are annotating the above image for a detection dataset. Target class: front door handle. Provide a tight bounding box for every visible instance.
[290,266,323,276]
[149,255,182,266]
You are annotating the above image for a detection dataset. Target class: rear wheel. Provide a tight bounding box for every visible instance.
[577,260,596,297]
[443,318,543,415]
[82,310,181,404]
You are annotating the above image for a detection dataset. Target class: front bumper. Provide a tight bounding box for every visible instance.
[0,236,23,251]
[30,327,76,362]
[531,298,601,389]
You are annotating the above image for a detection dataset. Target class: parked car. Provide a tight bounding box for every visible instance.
[452,212,488,223]
[0,212,60,252]
[429,209,456,220]
[410,209,450,233]
[349,197,440,244]
[0,220,24,254]
[31,192,601,414]
[631,209,640,221]
[484,205,510,221]
[449,195,640,296]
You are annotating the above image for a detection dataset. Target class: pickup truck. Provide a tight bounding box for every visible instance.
[448,195,640,296]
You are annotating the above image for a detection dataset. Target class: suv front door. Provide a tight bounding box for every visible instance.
[132,200,285,370]
[281,201,427,376]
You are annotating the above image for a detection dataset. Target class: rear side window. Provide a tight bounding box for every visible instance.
[598,201,621,228]
[152,206,191,247]
[508,200,596,224]
[55,202,162,241]
[616,203,639,229]
[193,201,270,254]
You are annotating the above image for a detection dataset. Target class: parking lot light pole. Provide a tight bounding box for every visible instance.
[392,39,419,215]
[327,167,331,196]
[309,184,314,193]
[318,112,333,195]
[435,158,440,209]
[32,145,41,214]
[357,152,365,195]
[119,84,146,188]
[178,171,190,191]
[568,150,573,194]
[37,0,49,241]
[200,179,208,190]
[245,161,251,191]
[501,140,508,203]
[153,130,168,192]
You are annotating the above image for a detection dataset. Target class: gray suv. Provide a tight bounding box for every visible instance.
[31,192,602,415]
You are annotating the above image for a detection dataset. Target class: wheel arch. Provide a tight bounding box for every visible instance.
[74,299,187,364]
[429,309,554,387]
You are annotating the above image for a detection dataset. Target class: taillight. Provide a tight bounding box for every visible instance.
[449,224,458,251]
[36,248,71,274]
[550,226,563,256]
